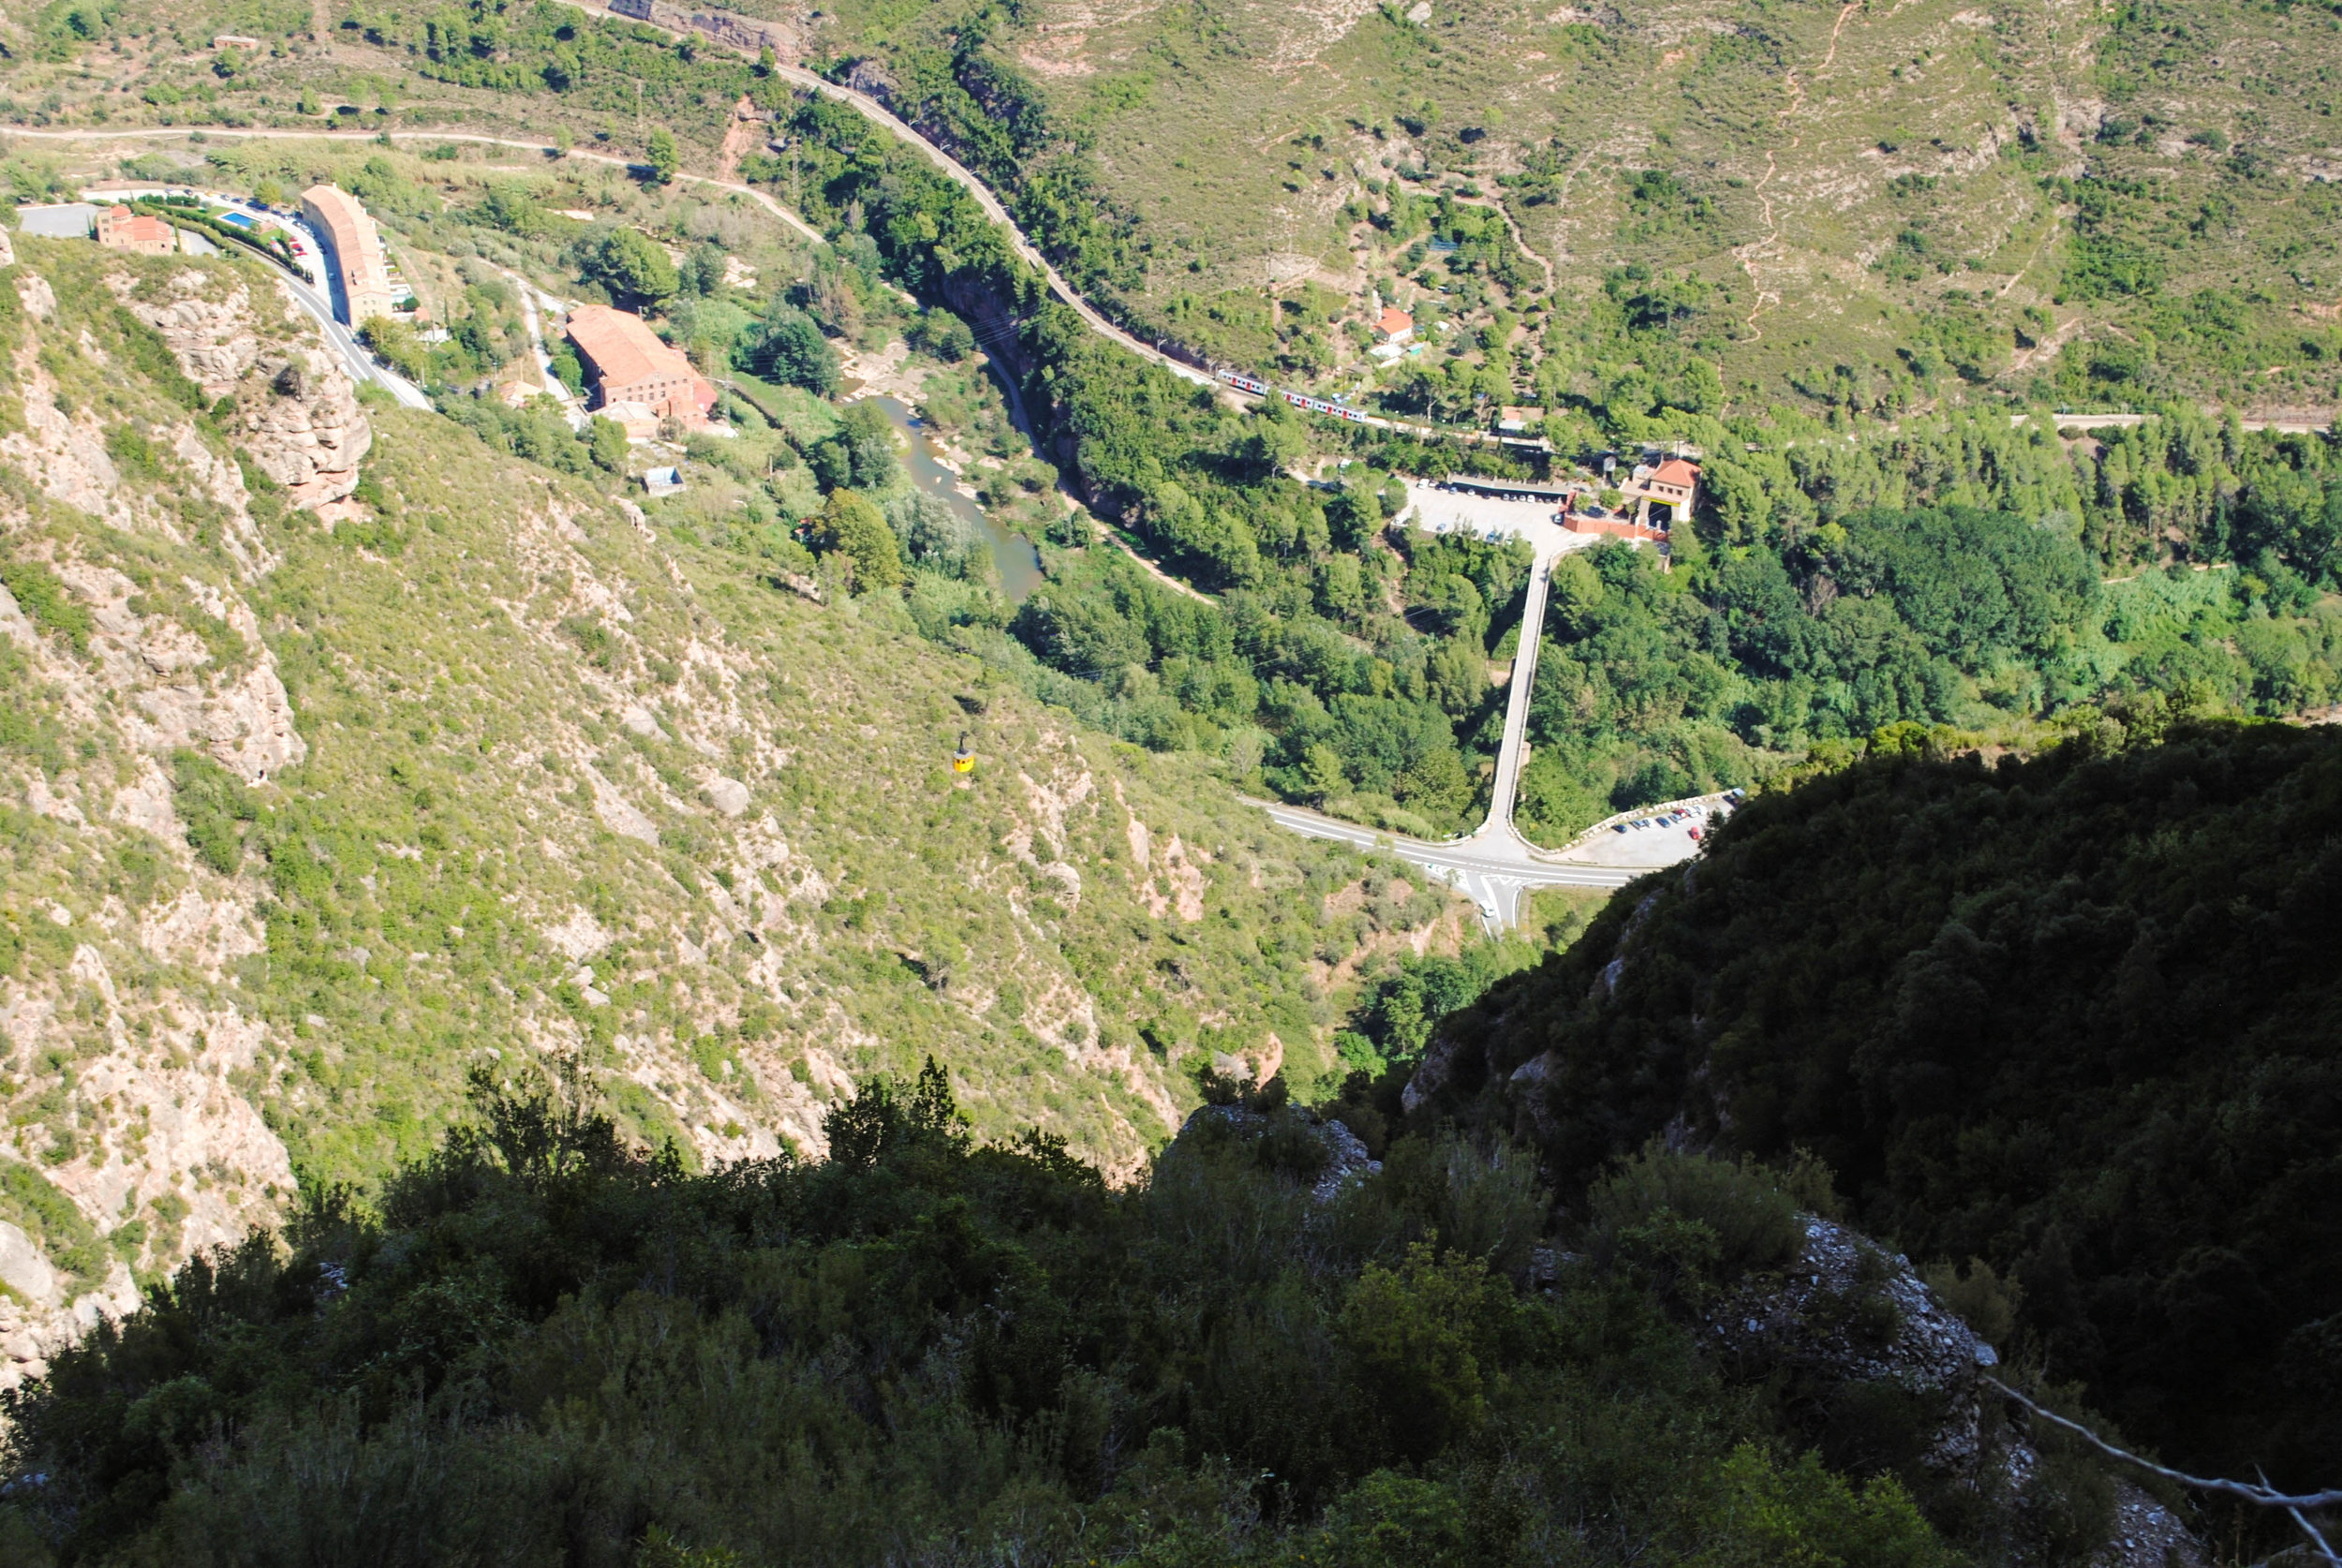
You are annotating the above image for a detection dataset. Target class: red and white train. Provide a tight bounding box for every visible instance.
[1216,369,1373,423]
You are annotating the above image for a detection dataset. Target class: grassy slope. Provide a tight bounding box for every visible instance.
[0,236,1469,1298]
[4,0,2335,414]
[820,0,2341,410]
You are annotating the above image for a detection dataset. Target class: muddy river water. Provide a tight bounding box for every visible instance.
[865,394,1044,602]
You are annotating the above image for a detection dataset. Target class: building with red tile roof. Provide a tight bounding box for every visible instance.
[1648,457,1700,504]
[94,205,176,255]
[301,184,395,325]
[563,305,717,427]
[1376,305,1415,342]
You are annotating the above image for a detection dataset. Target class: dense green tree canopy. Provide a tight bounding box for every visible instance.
[811,488,904,592]
[736,304,839,394]
[579,227,680,310]
[0,1064,1970,1568]
[1427,721,2342,1489]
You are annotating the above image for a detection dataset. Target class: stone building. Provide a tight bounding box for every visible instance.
[564,305,717,428]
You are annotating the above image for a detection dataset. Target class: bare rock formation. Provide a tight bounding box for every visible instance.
[111,268,372,510]
[1701,1219,2205,1568]
[240,337,371,508]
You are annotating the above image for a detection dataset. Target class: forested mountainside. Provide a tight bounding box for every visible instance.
[1416,720,2342,1492]
[0,1056,2207,1568]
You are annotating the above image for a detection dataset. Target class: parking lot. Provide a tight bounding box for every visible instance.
[17,203,96,239]
[1399,477,1599,558]
[1549,791,1743,867]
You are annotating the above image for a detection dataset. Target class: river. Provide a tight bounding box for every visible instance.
[865,394,1044,602]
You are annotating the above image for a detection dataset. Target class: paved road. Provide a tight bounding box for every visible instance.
[1486,540,1558,835]
[1257,802,1645,930]
[495,262,587,424]
[2039,411,2332,434]
[1253,509,1750,929]
[66,183,430,409]
[1253,525,1711,932]
[278,263,433,410]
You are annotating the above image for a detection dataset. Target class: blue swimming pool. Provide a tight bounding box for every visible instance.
[220,212,255,229]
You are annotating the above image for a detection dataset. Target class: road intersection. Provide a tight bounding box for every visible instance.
[1257,506,1732,930]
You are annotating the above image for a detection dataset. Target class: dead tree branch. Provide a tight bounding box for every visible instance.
[1983,1376,2340,1564]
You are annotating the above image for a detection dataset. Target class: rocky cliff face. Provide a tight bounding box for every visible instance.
[0,563,303,1396]
[0,239,1393,1421]
[1706,1218,2203,1568]
[0,244,342,1397]
[111,269,371,510]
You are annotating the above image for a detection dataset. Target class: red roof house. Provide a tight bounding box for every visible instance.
[564,305,717,426]
[1650,457,1700,495]
[94,205,176,255]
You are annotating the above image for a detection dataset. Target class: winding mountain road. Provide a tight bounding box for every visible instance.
[538,1,1545,450]
[13,37,1551,459]
[28,124,1690,925]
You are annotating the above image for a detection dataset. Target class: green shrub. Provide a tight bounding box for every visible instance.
[2023,1417,2119,1565]
[0,558,92,653]
[1587,1142,1807,1283]
[1705,1443,1956,1568]
[1312,1471,1472,1568]
[1445,728,2342,1485]
[170,749,258,874]
[111,306,206,410]
[1920,1256,2023,1348]
[1338,1241,1504,1459]
[105,423,160,480]
[0,1158,106,1280]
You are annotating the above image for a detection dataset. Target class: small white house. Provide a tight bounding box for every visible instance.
[641,466,684,497]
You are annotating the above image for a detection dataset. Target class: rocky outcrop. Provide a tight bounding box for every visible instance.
[238,342,370,508]
[130,658,305,784]
[1704,1219,2205,1568]
[0,1244,141,1400]
[1710,1219,2002,1469]
[15,267,53,320]
[1178,1102,1382,1203]
[39,559,309,784]
[119,277,270,394]
[111,268,371,510]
